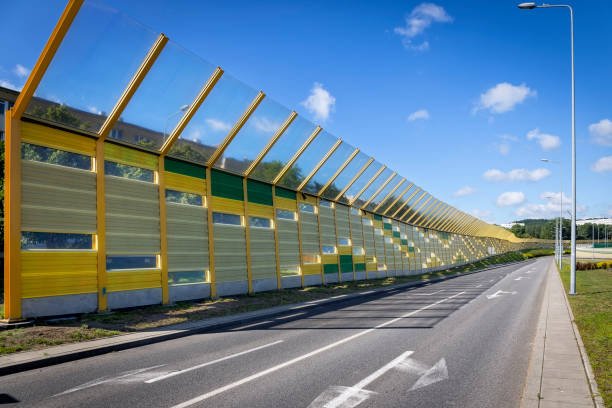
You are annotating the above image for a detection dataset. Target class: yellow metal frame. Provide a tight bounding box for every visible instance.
[95,139,108,312]
[373,178,406,213]
[271,186,283,289]
[296,138,342,192]
[391,187,420,218]
[243,177,254,293]
[273,126,322,184]
[244,111,297,177]
[160,67,224,155]
[399,191,427,221]
[359,172,397,209]
[157,157,170,303]
[438,209,459,231]
[433,206,454,230]
[405,196,433,224]
[381,183,413,215]
[205,167,217,297]
[208,91,265,167]
[428,206,452,230]
[411,199,438,226]
[333,158,374,201]
[348,165,386,206]
[99,33,169,139]
[317,148,359,196]
[415,201,442,227]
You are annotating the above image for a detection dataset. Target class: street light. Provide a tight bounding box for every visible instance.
[519,2,577,295]
[541,158,563,268]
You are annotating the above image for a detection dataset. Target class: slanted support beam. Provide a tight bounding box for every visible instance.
[273,126,322,185]
[359,172,397,209]
[333,158,374,201]
[381,183,413,215]
[373,178,406,213]
[317,148,359,196]
[391,187,420,219]
[405,196,433,224]
[297,139,342,192]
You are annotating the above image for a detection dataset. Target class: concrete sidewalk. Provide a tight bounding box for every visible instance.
[521,258,604,408]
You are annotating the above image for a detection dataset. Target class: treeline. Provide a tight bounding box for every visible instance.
[508,218,611,241]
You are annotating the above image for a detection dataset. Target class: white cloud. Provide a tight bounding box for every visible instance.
[497,134,518,155]
[516,194,586,218]
[250,116,282,133]
[301,82,335,122]
[591,156,612,173]
[483,168,550,182]
[13,64,30,78]
[407,109,430,122]
[540,191,570,206]
[526,128,561,150]
[0,79,19,91]
[453,186,475,197]
[497,191,525,207]
[394,3,452,51]
[474,82,536,114]
[588,119,612,146]
[205,118,232,133]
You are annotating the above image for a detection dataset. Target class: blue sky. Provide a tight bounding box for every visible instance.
[3,0,611,224]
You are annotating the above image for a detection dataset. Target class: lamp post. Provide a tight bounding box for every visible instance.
[518,2,577,295]
[541,158,563,267]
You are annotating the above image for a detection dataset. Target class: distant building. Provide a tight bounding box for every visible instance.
[576,217,612,226]
[501,222,525,229]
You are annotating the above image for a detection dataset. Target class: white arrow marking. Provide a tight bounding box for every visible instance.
[408,358,448,391]
[55,365,166,396]
[308,351,414,408]
[486,290,517,299]
[514,276,530,281]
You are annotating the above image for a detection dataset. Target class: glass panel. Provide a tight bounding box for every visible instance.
[26,1,159,133]
[276,209,296,221]
[338,237,351,246]
[352,247,365,255]
[165,189,203,206]
[301,142,355,195]
[319,200,334,208]
[352,167,393,208]
[107,255,158,270]
[212,212,242,226]
[322,152,370,200]
[110,41,216,150]
[105,161,154,182]
[21,232,93,250]
[169,270,206,285]
[336,160,382,204]
[277,130,337,190]
[250,116,316,183]
[249,216,273,229]
[385,185,417,216]
[216,97,291,174]
[22,143,92,170]
[322,245,336,254]
[364,176,402,212]
[404,194,430,222]
[298,203,315,213]
[169,73,258,164]
[302,254,320,264]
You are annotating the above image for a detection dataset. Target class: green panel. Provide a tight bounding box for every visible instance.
[340,263,354,272]
[323,263,339,274]
[354,263,366,271]
[393,231,400,238]
[164,157,206,179]
[373,214,383,221]
[401,239,408,245]
[211,169,243,201]
[275,187,297,200]
[247,179,273,206]
[408,247,415,253]
[339,254,353,264]
[383,223,392,230]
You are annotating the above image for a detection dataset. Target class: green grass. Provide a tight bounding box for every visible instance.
[560,262,612,406]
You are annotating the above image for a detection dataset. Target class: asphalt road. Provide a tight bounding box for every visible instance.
[2,257,549,408]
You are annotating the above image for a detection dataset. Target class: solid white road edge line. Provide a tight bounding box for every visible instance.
[230,320,273,331]
[145,340,284,384]
[170,291,466,408]
[276,312,306,320]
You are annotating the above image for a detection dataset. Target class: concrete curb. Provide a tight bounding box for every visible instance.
[557,267,605,408]
[0,258,534,377]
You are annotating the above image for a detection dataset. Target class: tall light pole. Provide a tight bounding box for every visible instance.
[518,2,577,295]
[543,193,560,266]
[541,158,563,267]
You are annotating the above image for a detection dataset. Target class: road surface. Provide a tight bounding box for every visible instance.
[2,257,548,407]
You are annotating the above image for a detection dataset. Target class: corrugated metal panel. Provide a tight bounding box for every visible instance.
[318,206,336,246]
[248,203,274,218]
[302,264,321,275]
[249,227,276,279]
[214,224,247,282]
[22,160,96,233]
[21,251,97,298]
[107,270,161,292]
[350,214,364,247]
[210,197,244,214]
[167,202,208,272]
[106,176,160,254]
[335,204,350,239]
[165,172,206,195]
[22,121,96,155]
[277,219,299,274]
[299,212,319,255]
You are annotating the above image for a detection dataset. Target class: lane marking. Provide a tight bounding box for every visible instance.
[230,321,273,331]
[475,284,483,288]
[514,277,530,281]
[276,312,305,320]
[360,290,375,295]
[331,295,348,299]
[170,291,465,408]
[290,304,312,310]
[55,365,166,396]
[486,290,517,299]
[145,340,283,384]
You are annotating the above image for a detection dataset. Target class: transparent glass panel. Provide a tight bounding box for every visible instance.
[337,160,383,204]
[402,191,426,221]
[338,237,351,246]
[299,203,315,213]
[212,212,242,226]
[166,189,203,206]
[322,152,370,200]
[384,185,418,216]
[249,216,273,229]
[250,116,316,183]
[352,167,393,208]
[107,255,158,270]
[302,254,320,264]
[364,176,402,212]
[169,270,206,285]
[322,245,336,254]
[301,142,355,195]
[105,161,154,182]
[26,1,159,133]
[277,130,337,190]
[22,143,92,170]
[110,41,216,150]
[276,209,296,221]
[216,97,291,174]
[319,200,334,208]
[169,73,258,164]
[21,232,93,250]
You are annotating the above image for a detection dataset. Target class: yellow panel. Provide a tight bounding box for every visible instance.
[107,270,161,292]
[366,262,377,272]
[248,203,274,218]
[210,196,245,214]
[104,142,158,170]
[21,251,97,298]
[322,254,338,264]
[275,197,297,211]
[299,195,317,205]
[353,255,365,263]
[302,263,321,275]
[165,172,206,195]
[21,121,96,156]
[338,245,352,255]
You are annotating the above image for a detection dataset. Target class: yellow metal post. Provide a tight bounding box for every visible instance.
[206,167,217,298]
[158,157,170,303]
[271,186,282,290]
[243,178,254,293]
[95,139,108,311]
[99,34,169,139]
